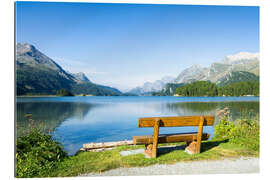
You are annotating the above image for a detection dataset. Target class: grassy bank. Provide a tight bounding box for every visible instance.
[51,140,258,177]
[16,113,259,177]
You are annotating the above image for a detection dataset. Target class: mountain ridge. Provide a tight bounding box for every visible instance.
[174,52,259,84]
[16,43,122,96]
[130,51,259,95]
[128,76,174,95]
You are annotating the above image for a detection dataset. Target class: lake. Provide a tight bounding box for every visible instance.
[16,96,259,155]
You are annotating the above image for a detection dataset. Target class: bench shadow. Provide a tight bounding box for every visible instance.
[200,139,229,153]
[157,144,186,155]
[157,139,229,156]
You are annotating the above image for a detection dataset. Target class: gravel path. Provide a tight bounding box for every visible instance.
[82,157,259,176]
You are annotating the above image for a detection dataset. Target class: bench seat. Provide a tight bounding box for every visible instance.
[133,132,210,145]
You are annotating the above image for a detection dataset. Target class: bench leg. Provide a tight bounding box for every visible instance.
[196,116,204,153]
[144,119,161,158]
[144,144,153,157]
[186,141,192,146]
[185,116,204,154]
[185,140,203,154]
[185,141,198,154]
[152,119,160,158]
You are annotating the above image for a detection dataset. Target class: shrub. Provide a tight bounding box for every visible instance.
[16,128,67,177]
[230,118,259,151]
[214,117,237,139]
[214,115,259,151]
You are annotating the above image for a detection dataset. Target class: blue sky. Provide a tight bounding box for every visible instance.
[16,2,259,91]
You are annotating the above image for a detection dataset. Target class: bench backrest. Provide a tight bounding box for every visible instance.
[138,115,215,128]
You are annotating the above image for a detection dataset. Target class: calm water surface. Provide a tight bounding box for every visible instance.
[16,96,259,155]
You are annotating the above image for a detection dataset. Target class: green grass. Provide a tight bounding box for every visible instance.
[47,139,258,177]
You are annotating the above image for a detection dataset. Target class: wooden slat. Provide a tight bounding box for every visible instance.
[138,115,214,127]
[133,132,210,145]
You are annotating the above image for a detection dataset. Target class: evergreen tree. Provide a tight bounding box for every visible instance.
[56,89,74,96]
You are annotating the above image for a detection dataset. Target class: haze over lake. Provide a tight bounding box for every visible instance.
[16,96,259,155]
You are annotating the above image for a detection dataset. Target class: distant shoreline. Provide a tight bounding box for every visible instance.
[16,95,260,98]
[17,95,58,97]
[16,94,96,97]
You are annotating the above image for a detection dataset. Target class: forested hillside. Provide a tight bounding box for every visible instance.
[174,80,259,97]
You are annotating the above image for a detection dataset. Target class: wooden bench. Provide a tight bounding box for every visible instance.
[133,115,215,158]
